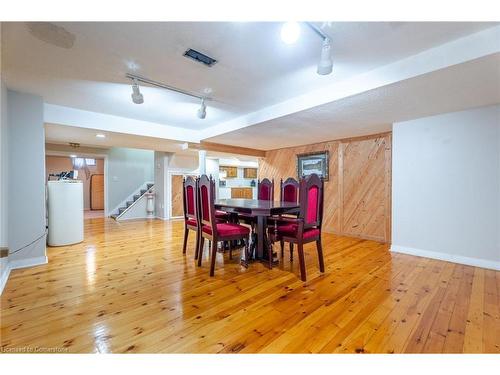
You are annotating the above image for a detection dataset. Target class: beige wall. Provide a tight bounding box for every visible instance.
[45,156,104,210]
[259,132,392,243]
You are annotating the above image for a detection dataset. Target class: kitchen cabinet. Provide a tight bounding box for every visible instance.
[231,187,253,199]
[220,166,237,178]
[243,168,257,179]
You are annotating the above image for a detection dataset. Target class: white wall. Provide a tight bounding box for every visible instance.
[107,147,154,212]
[0,22,10,290]
[6,90,47,267]
[154,151,170,219]
[392,105,500,270]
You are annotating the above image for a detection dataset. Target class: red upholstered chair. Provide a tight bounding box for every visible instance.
[197,175,250,276]
[269,174,325,281]
[182,176,201,259]
[280,177,299,205]
[258,178,274,201]
[277,177,300,260]
[238,178,274,258]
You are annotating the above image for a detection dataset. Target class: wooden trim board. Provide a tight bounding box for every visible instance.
[189,141,266,157]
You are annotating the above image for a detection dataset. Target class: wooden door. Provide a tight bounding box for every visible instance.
[90,174,104,210]
[171,175,185,218]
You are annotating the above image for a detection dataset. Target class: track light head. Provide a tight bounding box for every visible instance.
[317,38,333,75]
[197,98,207,119]
[131,79,144,104]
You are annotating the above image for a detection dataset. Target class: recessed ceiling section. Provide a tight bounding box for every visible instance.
[206,53,500,150]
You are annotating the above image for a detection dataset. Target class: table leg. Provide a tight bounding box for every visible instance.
[256,215,267,259]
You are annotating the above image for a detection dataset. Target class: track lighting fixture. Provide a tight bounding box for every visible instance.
[131,78,144,104]
[281,22,332,76]
[317,37,333,75]
[197,98,207,119]
[306,23,333,75]
[126,73,211,119]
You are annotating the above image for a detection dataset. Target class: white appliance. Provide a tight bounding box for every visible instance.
[47,180,84,246]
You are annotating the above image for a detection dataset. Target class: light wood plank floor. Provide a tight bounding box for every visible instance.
[1,218,498,353]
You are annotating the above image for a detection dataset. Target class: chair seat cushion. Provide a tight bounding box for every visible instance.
[270,223,320,240]
[203,223,250,237]
[186,218,197,227]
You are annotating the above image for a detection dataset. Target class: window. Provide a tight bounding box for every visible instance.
[71,157,96,169]
[72,157,85,169]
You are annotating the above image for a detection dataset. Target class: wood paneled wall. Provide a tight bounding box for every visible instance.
[259,132,392,243]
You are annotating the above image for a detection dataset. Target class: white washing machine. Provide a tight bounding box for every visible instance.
[47,180,84,246]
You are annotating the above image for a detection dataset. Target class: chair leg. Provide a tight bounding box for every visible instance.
[194,230,200,260]
[280,239,284,258]
[241,236,249,268]
[297,242,306,282]
[209,240,217,277]
[182,227,189,254]
[290,243,294,261]
[316,239,325,273]
[229,241,233,260]
[268,240,273,269]
[197,237,205,267]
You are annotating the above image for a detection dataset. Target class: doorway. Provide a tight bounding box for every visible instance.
[169,172,197,219]
[45,155,106,220]
[90,174,105,210]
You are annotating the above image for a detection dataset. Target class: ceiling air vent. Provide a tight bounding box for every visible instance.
[183,48,217,67]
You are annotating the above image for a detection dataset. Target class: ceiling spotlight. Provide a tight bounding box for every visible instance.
[317,37,333,75]
[197,98,207,119]
[131,78,144,104]
[70,154,77,158]
[96,133,106,138]
[281,22,301,44]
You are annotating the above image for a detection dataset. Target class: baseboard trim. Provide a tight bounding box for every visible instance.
[0,263,11,295]
[0,256,48,295]
[390,245,500,271]
[9,256,48,270]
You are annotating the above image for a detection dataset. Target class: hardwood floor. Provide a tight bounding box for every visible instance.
[1,218,498,353]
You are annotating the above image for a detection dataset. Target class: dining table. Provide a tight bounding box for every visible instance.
[214,198,300,263]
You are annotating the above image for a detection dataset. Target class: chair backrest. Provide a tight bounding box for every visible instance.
[183,176,197,221]
[197,174,216,230]
[258,178,274,200]
[280,177,299,204]
[298,174,324,229]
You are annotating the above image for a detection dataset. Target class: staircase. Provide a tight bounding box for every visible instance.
[111,183,154,220]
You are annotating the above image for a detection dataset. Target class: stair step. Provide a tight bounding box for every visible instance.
[140,189,147,195]
[119,207,127,214]
[133,194,140,201]
[126,201,134,207]
[110,215,117,220]
[147,183,154,189]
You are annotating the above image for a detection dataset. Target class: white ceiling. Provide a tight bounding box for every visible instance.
[208,53,500,149]
[3,22,496,130]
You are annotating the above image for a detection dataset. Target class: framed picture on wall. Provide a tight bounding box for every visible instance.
[297,151,329,181]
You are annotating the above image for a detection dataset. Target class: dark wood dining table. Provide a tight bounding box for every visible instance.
[214,199,300,262]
